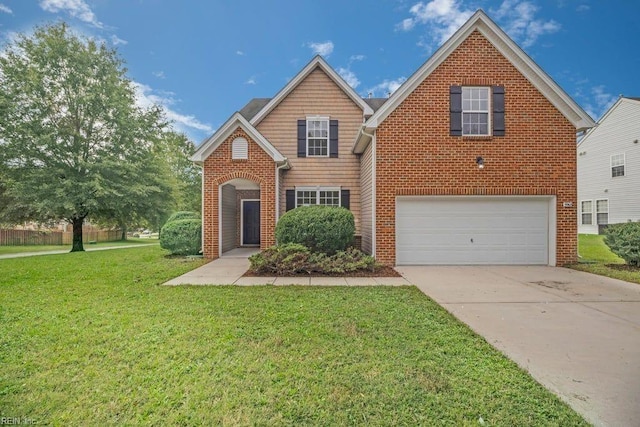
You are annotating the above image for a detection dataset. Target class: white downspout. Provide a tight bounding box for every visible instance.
[360,126,376,258]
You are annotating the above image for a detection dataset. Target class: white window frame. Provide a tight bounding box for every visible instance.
[232,137,248,160]
[596,199,609,225]
[295,186,340,208]
[306,117,330,157]
[611,153,625,178]
[462,86,491,136]
[580,200,593,225]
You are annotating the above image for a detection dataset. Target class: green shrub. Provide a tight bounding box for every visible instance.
[275,206,355,255]
[604,222,640,266]
[160,219,202,256]
[248,244,377,275]
[166,211,200,224]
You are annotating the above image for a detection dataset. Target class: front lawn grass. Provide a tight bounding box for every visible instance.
[571,234,640,284]
[0,238,156,255]
[0,247,586,425]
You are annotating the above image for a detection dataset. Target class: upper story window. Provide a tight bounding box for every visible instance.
[231,137,248,159]
[462,87,490,136]
[297,118,338,158]
[611,153,625,177]
[306,118,329,157]
[450,85,504,137]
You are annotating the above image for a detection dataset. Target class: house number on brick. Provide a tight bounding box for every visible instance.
[563,202,573,208]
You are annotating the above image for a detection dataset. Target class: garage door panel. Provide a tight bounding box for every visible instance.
[396,197,550,265]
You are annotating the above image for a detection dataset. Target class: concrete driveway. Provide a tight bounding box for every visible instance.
[396,266,640,427]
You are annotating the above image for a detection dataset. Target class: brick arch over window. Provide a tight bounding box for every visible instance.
[214,171,264,186]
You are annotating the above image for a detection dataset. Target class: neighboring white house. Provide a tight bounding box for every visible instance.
[577,96,640,234]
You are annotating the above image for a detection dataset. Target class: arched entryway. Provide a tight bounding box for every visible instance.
[219,178,261,256]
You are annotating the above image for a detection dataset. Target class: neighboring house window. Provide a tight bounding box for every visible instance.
[450,86,504,137]
[296,187,340,207]
[297,119,339,158]
[581,200,593,225]
[596,199,609,225]
[611,153,625,177]
[232,137,248,159]
[306,118,329,157]
[462,87,491,136]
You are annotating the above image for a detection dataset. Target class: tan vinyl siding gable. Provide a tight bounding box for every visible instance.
[256,67,364,232]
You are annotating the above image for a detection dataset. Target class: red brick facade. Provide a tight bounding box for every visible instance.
[374,30,578,265]
[202,127,276,259]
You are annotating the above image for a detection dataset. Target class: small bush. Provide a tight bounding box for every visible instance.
[604,222,640,266]
[275,206,355,255]
[160,219,202,256]
[166,211,200,224]
[248,244,376,275]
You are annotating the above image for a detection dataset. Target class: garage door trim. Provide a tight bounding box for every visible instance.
[395,196,556,266]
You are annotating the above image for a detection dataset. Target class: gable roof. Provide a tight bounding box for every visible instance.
[249,56,373,126]
[190,112,287,165]
[354,9,595,153]
[577,96,640,148]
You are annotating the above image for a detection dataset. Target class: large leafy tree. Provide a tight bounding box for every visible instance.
[159,131,201,214]
[0,23,167,251]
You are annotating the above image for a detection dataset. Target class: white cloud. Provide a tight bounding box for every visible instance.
[0,3,13,14]
[349,54,366,62]
[110,34,127,46]
[132,82,213,136]
[236,50,244,56]
[583,85,617,120]
[337,67,360,89]
[306,41,334,57]
[40,0,103,28]
[152,71,165,79]
[245,77,257,85]
[491,0,560,47]
[397,0,474,46]
[367,77,407,97]
[576,4,590,12]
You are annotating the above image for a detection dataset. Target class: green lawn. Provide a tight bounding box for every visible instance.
[572,234,640,284]
[0,247,586,425]
[0,238,157,255]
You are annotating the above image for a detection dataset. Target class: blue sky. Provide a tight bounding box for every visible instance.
[1,0,638,144]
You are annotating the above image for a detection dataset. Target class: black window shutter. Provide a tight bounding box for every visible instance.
[297,120,306,157]
[493,86,505,136]
[329,120,339,158]
[450,86,462,136]
[340,189,350,210]
[286,190,296,211]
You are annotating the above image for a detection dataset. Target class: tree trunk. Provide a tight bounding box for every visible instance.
[70,216,85,252]
[120,224,127,241]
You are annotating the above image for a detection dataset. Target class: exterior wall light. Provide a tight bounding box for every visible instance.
[476,156,484,169]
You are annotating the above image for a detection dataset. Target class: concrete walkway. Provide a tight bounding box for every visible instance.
[397,265,640,427]
[163,249,411,286]
[0,243,158,259]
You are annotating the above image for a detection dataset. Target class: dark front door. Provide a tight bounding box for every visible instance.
[242,200,260,245]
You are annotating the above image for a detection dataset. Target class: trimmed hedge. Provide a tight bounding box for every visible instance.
[166,211,200,224]
[249,243,376,276]
[604,222,640,266]
[160,218,202,256]
[275,206,355,255]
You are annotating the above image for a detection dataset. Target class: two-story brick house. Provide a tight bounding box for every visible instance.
[191,10,594,266]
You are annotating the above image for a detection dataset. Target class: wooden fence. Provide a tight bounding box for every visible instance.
[0,229,122,246]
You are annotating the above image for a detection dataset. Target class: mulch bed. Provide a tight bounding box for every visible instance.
[605,263,640,272]
[243,264,401,278]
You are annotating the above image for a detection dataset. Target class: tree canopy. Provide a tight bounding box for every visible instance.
[0,23,192,251]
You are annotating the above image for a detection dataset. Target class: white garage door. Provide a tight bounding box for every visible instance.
[396,197,551,265]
